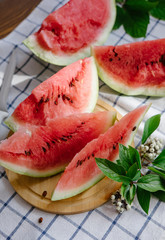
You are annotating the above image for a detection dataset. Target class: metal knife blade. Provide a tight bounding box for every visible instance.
[0,49,17,124]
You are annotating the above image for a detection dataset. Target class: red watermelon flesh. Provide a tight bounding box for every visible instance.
[52,104,150,200]
[0,111,116,177]
[5,57,98,132]
[92,39,165,96]
[23,0,116,65]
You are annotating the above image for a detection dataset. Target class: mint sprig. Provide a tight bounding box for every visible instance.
[96,114,165,214]
[113,0,164,38]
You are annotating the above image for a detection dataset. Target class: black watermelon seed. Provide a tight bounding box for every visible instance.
[137,66,139,70]
[118,57,121,61]
[145,62,148,66]
[62,95,66,100]
[159,54,165,66]
[81,122,85,124]
[76,160,80,167]
[25,150,31,156]
[45,98,49,102]
[69,82,75,87]
[38,217,43,223]
[113,145,116,150]
[88,156,90,159]
[132,126,136,131]
[42,190,47,197]
[58,94,60,98]
[42,147,46,153]
[109,58,113,62]
[151,61,154,65]
[52,140,55,144]
[61,137,67,141]
[39,97,44,104]
[121,136,123,140]
[70,100,73,103]
[54,100,58,105]
[92,153,94,157]
[66,96,70,101]
[46,142,50,148]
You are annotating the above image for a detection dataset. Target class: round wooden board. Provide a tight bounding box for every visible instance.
[6,99,123,215]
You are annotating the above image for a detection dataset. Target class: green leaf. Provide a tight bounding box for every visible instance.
[152,149,165,170]
[121,184,130,199]
[113,6,124,30]
[129,146,142,169]
[148,166,165,180]
[118,145,142,171]
[118,175,133,184]
[127,163,138,179]
[150,0,165,20]
[153,191,165,202]
[95,158,132,184]
[123,8,149,38]
[125,0,158,11]
[119,144,133,171]
[129,184,136,204]
[116,0,124,3]
[132,170,141,181]
[137,174,165,192]
[123,184,136,205]
[142,114,161,144]
[116,159,122,166]
[137,186,151,214]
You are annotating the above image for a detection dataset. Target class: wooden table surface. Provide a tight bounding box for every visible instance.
[0,0,41,39]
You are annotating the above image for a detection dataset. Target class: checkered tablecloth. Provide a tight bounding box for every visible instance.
[0,0,165,239]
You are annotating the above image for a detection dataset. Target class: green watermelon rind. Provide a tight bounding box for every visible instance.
[23,0,116,66]
[4,57,99,132]
[0,158,68,177]
[51,172,105,201]
[51,104,151,201]
[92,49,165,97]
[4,116,18,132]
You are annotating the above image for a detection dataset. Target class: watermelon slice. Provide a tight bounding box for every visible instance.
[0,111,116,177]
[92,39,165,96]
[5,57,98,132]
[52,104,150,200]
[23,0,116,66]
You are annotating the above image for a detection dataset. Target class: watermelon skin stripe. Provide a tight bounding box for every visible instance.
[52,104,151,201]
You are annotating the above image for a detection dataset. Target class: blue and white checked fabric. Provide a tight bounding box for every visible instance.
[0,0,165,239]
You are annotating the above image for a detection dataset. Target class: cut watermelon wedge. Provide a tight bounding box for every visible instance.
[23,0,116,66]
[52,104,150,201]
[92,39,165,96]
[0,111,116,177]
[5,57,98,132]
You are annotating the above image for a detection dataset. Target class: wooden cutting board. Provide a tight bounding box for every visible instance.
[6,99,122,214]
